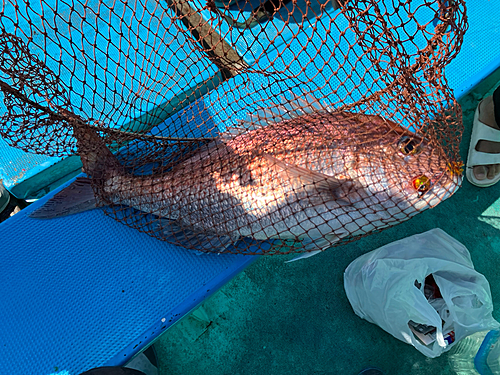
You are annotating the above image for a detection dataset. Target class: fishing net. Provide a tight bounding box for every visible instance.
[0,0,467,255]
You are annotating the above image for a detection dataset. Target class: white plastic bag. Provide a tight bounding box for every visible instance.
[344,228,499,358]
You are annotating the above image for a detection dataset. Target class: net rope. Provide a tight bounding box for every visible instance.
[0,0,467,255]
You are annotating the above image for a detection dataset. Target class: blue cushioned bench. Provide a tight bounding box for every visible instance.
[1,2,500,374]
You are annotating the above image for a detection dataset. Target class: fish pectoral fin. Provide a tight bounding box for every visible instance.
[285,233,345,263]
[29,177,98,219]
[262,153,353,203]
[286,250,323,263]
[157,218,234,252]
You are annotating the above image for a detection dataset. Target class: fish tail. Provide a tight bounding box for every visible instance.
[29,120,126,219]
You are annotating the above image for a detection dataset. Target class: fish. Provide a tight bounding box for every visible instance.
[29,96,463,258]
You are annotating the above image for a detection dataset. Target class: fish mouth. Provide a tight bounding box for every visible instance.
[412,159,464,210]
[415,172,462,210]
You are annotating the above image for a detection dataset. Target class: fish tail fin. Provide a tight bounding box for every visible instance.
[28,119,128,219]
[29,177,99,219]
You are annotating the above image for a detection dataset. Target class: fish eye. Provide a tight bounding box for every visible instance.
[398,136,420,155]
[412,175,431,193]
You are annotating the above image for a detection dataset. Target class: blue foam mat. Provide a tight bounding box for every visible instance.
[0,93,262,374]
[0,175,258,374]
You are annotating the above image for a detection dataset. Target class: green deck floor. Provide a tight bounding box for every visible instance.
[153,82,500,374]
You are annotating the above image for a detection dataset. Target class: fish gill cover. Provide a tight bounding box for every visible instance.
[0,0,467,256]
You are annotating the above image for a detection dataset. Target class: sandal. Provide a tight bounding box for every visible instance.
[0,183,10,214]
[466,99,500,187]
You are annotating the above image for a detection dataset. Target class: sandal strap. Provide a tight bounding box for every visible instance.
[468,107,500,166]
[469,149,500,166]
[473,118,500,143]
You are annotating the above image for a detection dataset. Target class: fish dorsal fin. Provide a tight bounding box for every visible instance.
[283,92,330,115]
[262,154,354,204]
[222,91,332,140]
[29,177,98,219]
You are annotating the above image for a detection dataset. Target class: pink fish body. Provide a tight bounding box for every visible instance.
[32,101,462,255]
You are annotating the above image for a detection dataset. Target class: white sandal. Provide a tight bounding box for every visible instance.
[466,99,500,187]
[0,183,10,213]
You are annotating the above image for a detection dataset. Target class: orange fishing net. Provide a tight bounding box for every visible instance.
[0,0,467,255]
